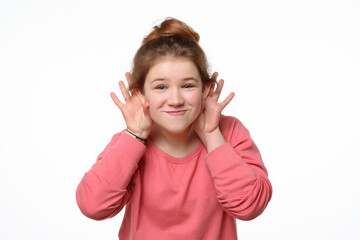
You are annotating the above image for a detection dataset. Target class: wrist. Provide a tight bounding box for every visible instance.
[126,127,149,139]
[201,127,226,153]
[125,129,147,143]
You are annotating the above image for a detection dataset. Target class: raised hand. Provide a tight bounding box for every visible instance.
[110,72,152,140]
[193,72,234,146]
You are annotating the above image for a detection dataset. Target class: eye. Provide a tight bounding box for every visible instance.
[155,85,166,90]
[183,84,194,88]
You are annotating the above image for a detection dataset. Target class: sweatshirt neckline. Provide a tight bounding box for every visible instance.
[147,139,204,164]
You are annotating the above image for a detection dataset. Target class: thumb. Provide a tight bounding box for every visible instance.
[194,112,205,131]
[201,98,207,112]
[143,101,150,114]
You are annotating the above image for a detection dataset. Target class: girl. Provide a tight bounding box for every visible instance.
[76,18,272,240]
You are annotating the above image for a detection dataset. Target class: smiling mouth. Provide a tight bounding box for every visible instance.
[166,110,187,115]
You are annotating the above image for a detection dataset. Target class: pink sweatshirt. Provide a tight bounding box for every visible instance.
[76,116,272,240]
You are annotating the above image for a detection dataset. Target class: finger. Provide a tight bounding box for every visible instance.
[135,91,146,105]
[119,80,131,101]
[215,79,224,93]
[206,82,215,98]
[110,92,124,108]
[211,72,219,82]
[125,72,132,91]
[213,79,224,100]
[209,72,218,97]
[219,92,235,109]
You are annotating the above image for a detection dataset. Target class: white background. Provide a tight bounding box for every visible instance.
[1,0,359,239]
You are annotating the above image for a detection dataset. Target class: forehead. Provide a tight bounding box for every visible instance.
[145,57,200,82]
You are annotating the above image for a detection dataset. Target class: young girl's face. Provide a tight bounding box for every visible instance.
[143,57,207,134]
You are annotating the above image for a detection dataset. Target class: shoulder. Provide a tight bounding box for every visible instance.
[219,115,250,143]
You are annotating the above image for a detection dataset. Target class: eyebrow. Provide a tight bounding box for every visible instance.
[150,77,199,84]
[150,78,167,84]
[183,77,199,81]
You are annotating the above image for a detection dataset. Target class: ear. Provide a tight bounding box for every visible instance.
[202,82,212,99]
[135,90,148,106]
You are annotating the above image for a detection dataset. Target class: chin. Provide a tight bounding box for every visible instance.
[157,123,194,135]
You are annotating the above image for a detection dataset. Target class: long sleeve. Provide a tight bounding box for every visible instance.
[76,131,147,220]
[204,116,272,220]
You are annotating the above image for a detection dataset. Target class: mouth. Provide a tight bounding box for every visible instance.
[166,110,187,116]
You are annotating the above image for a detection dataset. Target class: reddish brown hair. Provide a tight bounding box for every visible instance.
[129,18,213,93]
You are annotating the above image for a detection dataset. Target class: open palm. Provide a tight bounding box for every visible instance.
[110,72,152,139]
[194,73,234,136]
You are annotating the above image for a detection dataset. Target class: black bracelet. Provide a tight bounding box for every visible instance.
[126,129,147,142]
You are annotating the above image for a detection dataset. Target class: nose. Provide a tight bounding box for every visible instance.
[168,88,184,106]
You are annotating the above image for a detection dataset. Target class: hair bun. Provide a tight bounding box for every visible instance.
[142,17,200,45]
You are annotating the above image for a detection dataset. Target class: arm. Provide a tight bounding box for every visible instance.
[76,72,152,220]
[194,73,271,220]
[204,116,272,220]
[76,131,147,220]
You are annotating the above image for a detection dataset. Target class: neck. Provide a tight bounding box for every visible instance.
[149,125,200,158]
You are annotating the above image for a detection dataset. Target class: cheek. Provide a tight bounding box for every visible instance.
[184,92,203,118]
[146,95,164,117]
[147,99,157,112]
[185,91,203,106]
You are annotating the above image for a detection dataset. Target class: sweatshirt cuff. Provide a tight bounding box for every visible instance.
[97,130,147,187]
[113,129,147,153]
[204,142,253,178]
